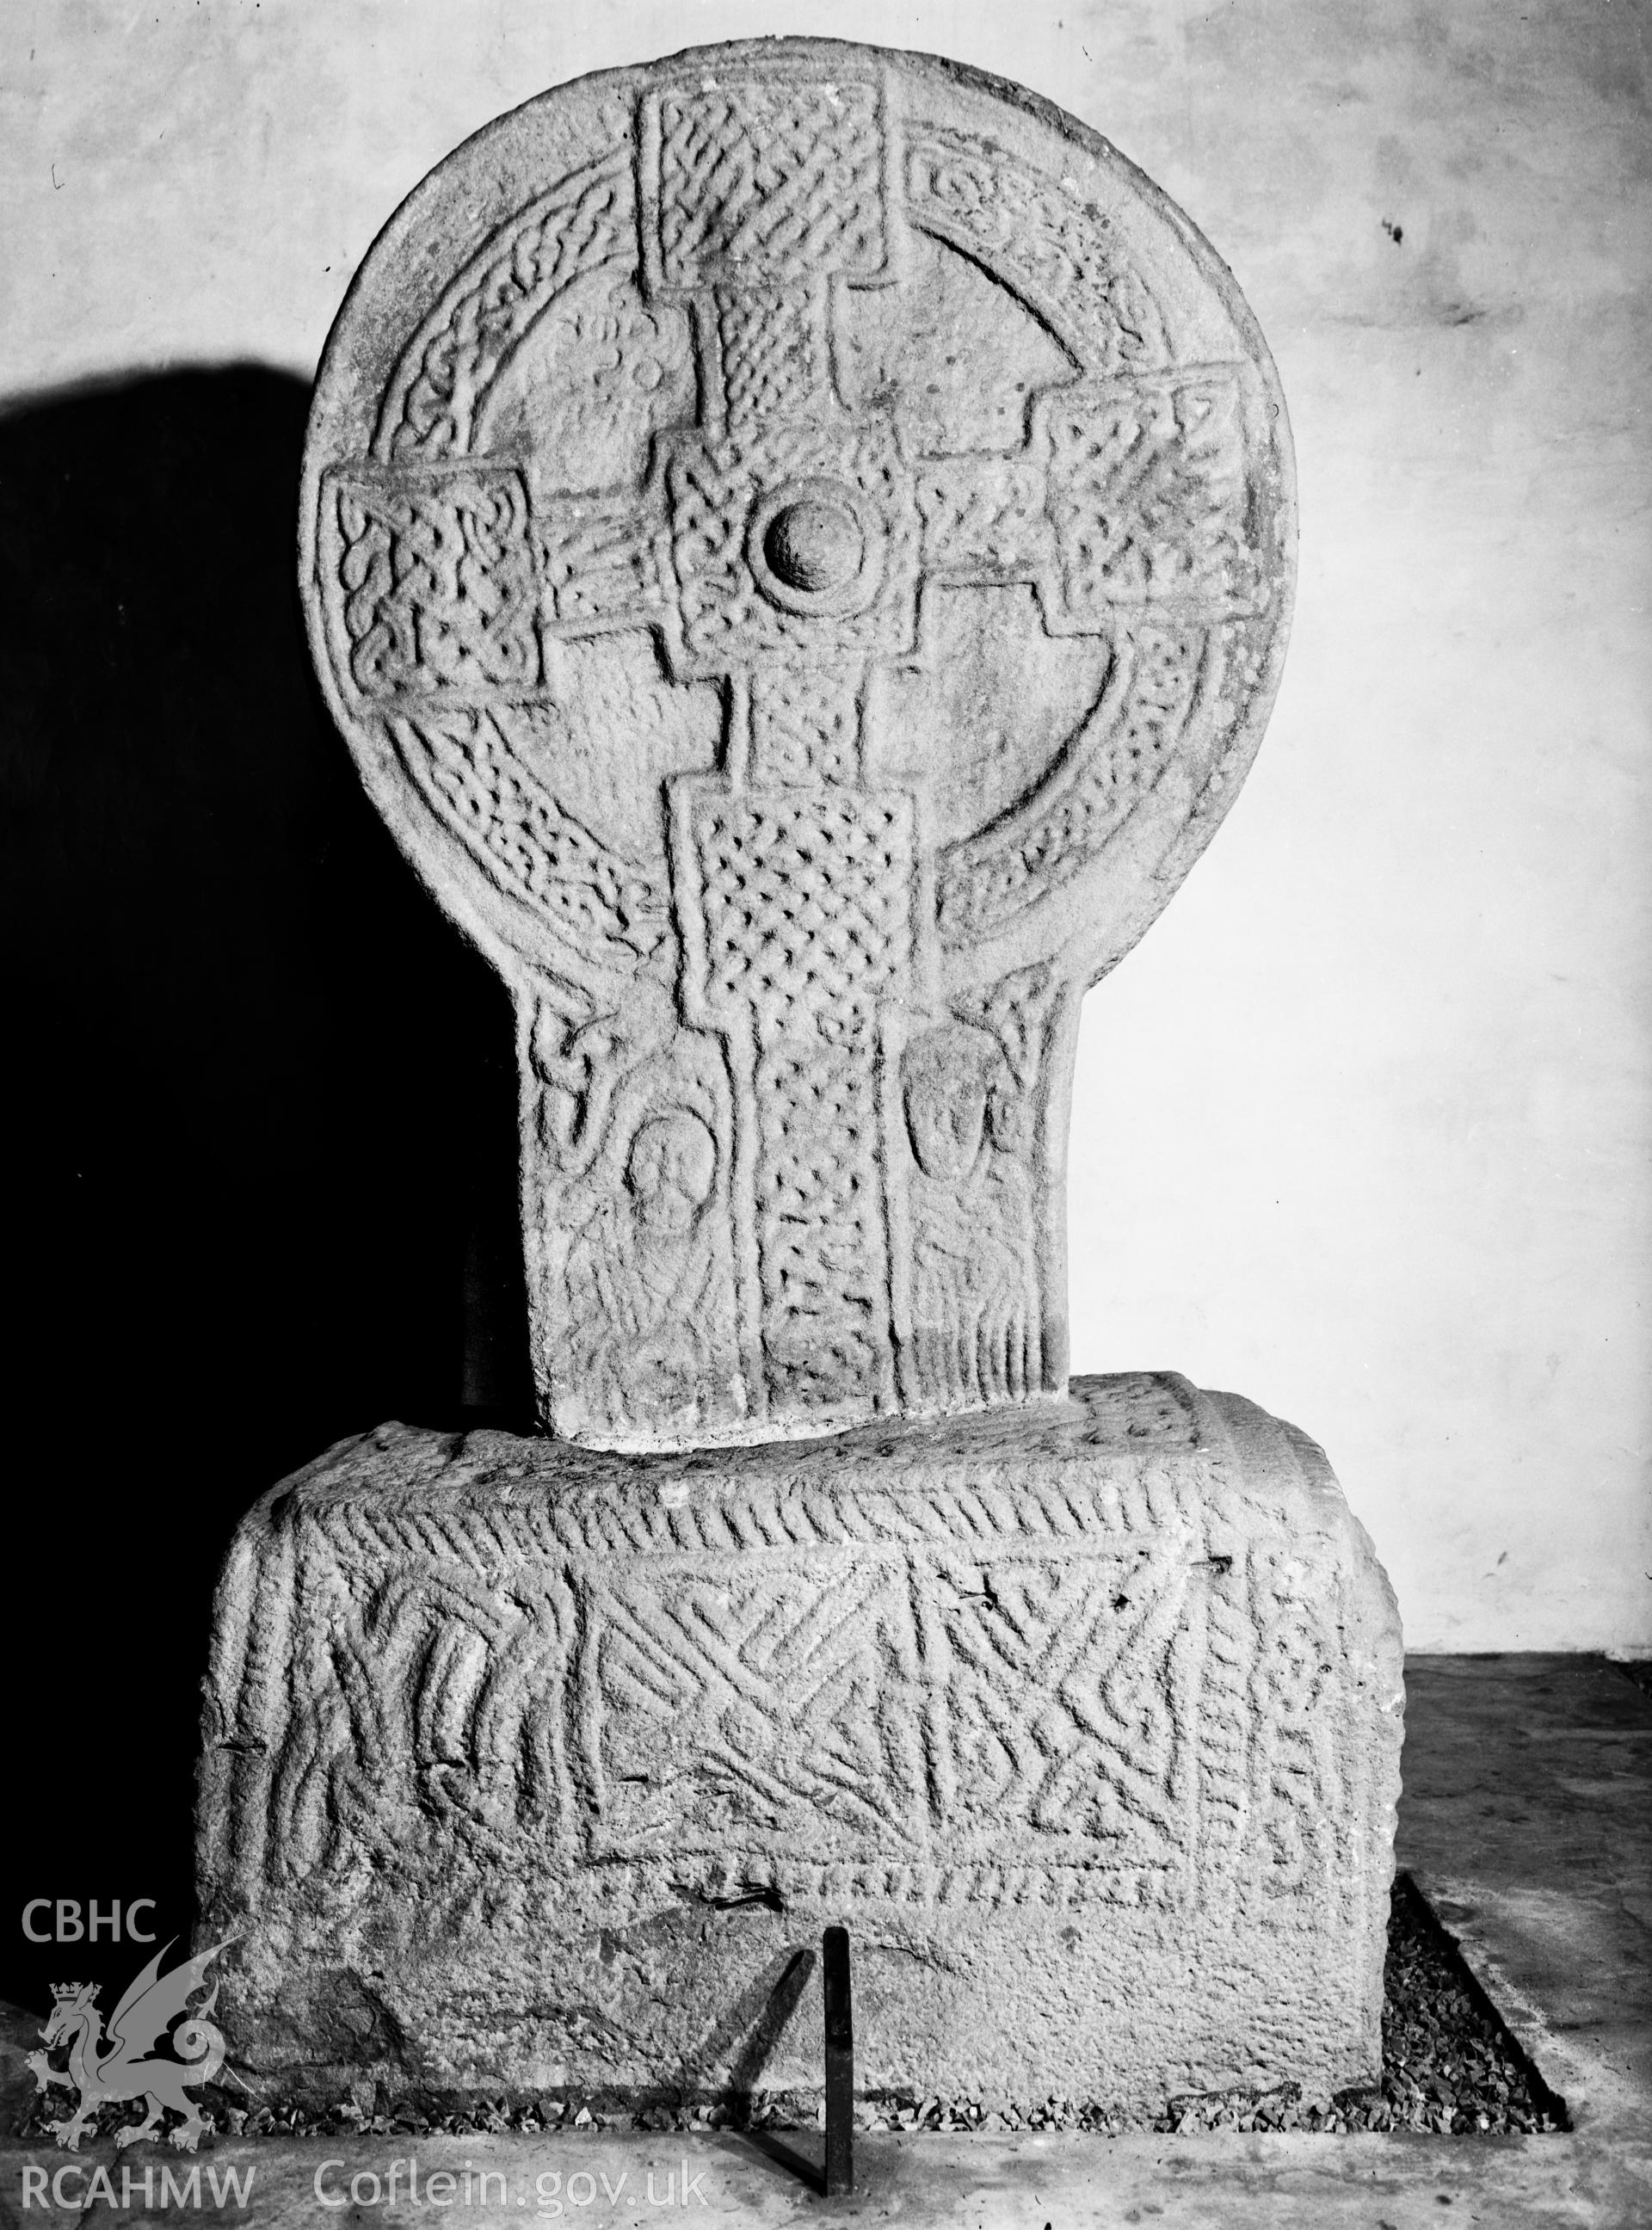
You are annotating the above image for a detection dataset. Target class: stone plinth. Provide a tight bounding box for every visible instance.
[196,1375,1402,2106]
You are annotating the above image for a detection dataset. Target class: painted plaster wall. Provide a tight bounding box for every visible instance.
[3,0,1646,1651]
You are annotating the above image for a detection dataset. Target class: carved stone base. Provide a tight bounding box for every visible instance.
[196,1375,1402,2105]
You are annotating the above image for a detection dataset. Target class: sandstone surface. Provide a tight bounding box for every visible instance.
[298,36,1296,1451]
[189,37,1398,2118]
[198,1375,1402,2104]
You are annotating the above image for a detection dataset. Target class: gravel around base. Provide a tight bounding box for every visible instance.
[14,1876,1566,2147]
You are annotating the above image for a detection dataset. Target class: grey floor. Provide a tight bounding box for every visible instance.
[2,1655,1647,2227]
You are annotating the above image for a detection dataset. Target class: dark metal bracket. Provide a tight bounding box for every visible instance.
[823,1924,854,2197]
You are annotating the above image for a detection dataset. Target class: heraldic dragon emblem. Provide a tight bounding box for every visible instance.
[26,1937,235,2153]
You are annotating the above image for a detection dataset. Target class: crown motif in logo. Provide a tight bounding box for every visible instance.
[50,1981,96,2004]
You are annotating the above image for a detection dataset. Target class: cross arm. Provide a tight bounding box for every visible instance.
[314,463,670,707]
[915,366,1273,640]
[537,487,669,637]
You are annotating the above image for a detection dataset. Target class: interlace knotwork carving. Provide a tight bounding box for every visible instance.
[1251,1548,1345,1902]
[250,44,1388,2113]
[933,1543,1194,1872]
[1042,373,1260,616]
[205,1377,1392,1940]
[690,789,915,1034]
[303,44,1295,1445]
[748,668,864,785]
[916,453,1051,585]
[714,287,828,437]
[330,471,540,697]
[592,1550,920,1862]
[757,1030,887,1409]
[906,129,1173,373]
[393,711,669,970]
[538,494,666,632]
[650,78,887,290]
[376,153,632,460]
[952,958,1062,1091]
[683,785,917,1418]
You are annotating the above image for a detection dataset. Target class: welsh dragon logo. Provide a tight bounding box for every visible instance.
[27,1937,236,2153]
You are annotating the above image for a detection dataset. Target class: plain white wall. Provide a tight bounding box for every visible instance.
[4,0,1647,1653]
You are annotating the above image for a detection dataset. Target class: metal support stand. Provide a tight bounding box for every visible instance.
[823,1925,854,2197]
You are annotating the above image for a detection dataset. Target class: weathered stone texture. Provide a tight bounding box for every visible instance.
[200,36,1397,2109]
[197,1375,1402,2104]
[298,38,1296,1452]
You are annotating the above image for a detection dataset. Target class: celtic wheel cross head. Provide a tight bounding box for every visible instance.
[301,40,1295,1451]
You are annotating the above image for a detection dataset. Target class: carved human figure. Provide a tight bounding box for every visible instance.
[565,1107,724,1434]
[903,1025,1039,1404]
[299,39,1295,1449]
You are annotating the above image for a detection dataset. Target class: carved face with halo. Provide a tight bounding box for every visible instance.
[624,1109,717,1239]
[903,1024,1006,1185]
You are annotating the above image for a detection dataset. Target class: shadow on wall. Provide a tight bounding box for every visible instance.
[0,367,531,2009]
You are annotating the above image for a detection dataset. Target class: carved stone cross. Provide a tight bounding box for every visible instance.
[216,41,1399,2118]
[302,42,1293,1447]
